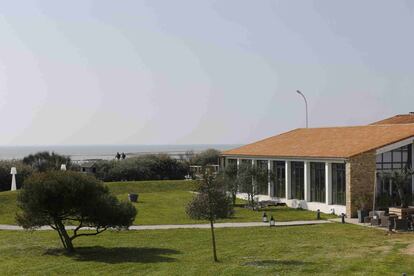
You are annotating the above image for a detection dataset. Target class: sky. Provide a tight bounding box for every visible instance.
[1,0,414,146]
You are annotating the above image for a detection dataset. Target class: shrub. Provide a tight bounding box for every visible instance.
[191,149,220,166]
[93,154,188,182]
[22,151,73,172]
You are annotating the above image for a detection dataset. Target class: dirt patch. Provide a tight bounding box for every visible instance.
[402,243,414,255]
[372,245,392,255]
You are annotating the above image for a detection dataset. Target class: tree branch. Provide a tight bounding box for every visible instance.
[73,219,83,237]
[70,227,107,241]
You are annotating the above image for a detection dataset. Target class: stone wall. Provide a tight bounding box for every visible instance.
[346,150,376,217]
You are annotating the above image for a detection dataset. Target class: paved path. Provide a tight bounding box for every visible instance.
[0,220,330,231]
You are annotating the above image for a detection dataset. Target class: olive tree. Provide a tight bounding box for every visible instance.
[389,167,413,208]
[16,171,137,252]
[238,163,269,207]
[222,163,239,205]
[186,168,234,262]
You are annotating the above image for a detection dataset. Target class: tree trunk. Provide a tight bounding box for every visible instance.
[397,184,407,208]
[55,220,74,252]
[210,220,218,262]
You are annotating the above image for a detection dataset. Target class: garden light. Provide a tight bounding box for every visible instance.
[262,212,268,223]
[269,216,275,227]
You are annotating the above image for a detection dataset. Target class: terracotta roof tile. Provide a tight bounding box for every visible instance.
[222,124,414,159]
[371,114,414,125]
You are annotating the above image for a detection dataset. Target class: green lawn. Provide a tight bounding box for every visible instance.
[0,190,18,225]
[0,223,413,275]
[0,180,335,225]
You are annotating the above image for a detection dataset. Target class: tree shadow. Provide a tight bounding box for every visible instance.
[44,246,180,264]
[244,259,310,267]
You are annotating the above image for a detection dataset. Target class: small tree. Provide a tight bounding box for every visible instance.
[254,165,270,196]
[186,168,234,262]
[238,163,269,207]
[238,162,253,205]
[389,167,413,208]
[222,163,239,205]
[16,171,137,252]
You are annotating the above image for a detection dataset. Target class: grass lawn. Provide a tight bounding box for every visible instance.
[0,223,414,275]
[0,190,18,225]
[0,180,335,225]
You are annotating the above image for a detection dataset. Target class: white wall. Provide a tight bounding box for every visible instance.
[236,193,345,216]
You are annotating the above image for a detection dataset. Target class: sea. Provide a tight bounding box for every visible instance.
[0,144,241,163]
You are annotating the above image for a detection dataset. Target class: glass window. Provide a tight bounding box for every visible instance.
[332,163,346,205]
[376,145,413,173]
[273,161,286,198]
[376,155,382,163]
[227,159,237,166]
[241,159,252,166]
[393,151,402,163]
[310,162,325,203]
[256,160,268,195]
[291,162,304,200]
[383,152,392,163]
[393,163,401,169]
[257,160,268,169]
[402,151,408,162]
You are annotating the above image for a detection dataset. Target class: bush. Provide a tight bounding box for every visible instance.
[191,149,220,166]
[93,154,188,182]
[22,151,73,172]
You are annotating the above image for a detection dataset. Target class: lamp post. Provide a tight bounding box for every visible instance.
[296,90,308,128]
[10,167,17,191]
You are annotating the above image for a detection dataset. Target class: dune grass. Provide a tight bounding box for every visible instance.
[0,180,335,225]
[0,223,413,275]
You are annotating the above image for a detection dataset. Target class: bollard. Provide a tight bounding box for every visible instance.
[316,209,321,220]
[341,213,346,224]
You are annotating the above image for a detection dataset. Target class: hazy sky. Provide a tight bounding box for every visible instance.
[1,1,414,145]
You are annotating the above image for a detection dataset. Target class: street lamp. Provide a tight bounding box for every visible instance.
[296,90,308,128]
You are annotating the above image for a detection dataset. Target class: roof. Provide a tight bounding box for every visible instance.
[371,114,414,125]
[222,124,414,159]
